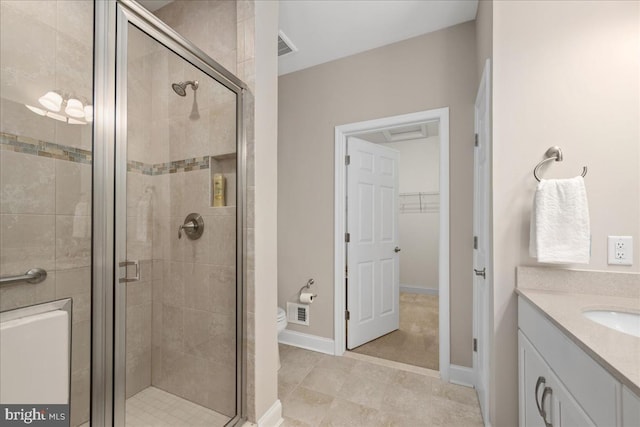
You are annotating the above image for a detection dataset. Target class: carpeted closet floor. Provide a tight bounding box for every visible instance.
[351,292,439,370]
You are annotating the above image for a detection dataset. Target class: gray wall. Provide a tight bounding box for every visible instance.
[278,21,478,367]
[389,138,440,291]
[491,1,639,426]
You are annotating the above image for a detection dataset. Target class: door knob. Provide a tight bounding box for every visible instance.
[394,247,401,253]
[474,268,486,279]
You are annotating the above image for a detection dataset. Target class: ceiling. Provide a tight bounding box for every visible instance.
[137,0,478,76]
[279,0,478,75]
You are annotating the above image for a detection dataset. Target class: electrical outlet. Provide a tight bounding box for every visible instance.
[608,236,633,266]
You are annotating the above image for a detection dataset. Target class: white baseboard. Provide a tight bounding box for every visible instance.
[449,364,476,388]
[257,399,282,427]
[278,329,335,355]
[400,285,439,295]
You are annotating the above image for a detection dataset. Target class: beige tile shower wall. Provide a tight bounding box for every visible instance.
[0,2,93,426]
[145,0,242,418]
[124,25,157,399]
[154,0,238,76]
[149,0,267,421]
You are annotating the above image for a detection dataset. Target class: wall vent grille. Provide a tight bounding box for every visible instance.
[278,30,297,57]
[287,302,309,326]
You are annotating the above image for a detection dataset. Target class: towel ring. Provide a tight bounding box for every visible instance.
[533,146,588,182]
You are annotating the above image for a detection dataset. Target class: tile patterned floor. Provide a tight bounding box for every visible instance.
[125,387,230,426]
[279,344,483,427]
[351,293,439,370]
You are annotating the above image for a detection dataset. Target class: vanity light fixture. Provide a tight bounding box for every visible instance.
[65,98,85,118]
[84,105,93,122]
[26,91,93,125]
[46,111,68,122]
[38,91,63,112]
[25,105,47,116]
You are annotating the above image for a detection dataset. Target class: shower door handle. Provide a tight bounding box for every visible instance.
[119,260,140,283]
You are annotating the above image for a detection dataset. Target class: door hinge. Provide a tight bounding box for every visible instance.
[474,133,479,147]
[345,155,351,165]
[345,310,350,320]
[473,338,478,352]
[345,232,350,243]
[473,236,478,249]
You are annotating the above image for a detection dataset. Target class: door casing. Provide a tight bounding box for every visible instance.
[333,108,450,380]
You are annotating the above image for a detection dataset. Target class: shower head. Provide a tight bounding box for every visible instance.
[171,80,199,97]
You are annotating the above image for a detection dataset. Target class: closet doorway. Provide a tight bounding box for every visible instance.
[334,109,450,378]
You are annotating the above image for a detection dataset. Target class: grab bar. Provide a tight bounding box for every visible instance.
[0,268,47,286]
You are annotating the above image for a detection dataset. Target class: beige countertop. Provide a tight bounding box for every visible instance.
[516,266,640,396]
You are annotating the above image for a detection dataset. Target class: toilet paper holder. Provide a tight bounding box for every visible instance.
[298,278,317,301]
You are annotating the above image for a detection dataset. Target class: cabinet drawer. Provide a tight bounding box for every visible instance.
[519,297,619,427]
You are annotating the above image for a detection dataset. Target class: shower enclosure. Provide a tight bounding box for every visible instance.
[1,1,247,426]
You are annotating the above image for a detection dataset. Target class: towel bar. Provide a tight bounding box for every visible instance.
[533,146,588,182]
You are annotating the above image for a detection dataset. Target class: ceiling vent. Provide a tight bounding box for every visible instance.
[278,30,297,57]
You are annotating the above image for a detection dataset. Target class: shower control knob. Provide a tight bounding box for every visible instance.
[178,213,204,240]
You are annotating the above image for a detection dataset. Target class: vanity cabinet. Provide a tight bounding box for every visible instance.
[520,331,595,427]
[519,296,640,427]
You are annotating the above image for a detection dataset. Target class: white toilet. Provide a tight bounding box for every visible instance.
[277,307,287,370]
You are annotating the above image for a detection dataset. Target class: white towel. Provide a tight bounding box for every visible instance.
[136,189,153,242]
[529,176,590,264]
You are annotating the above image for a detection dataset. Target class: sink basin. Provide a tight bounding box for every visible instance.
[583,310,640,338]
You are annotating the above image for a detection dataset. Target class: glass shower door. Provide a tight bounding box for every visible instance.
[113,5,243,426]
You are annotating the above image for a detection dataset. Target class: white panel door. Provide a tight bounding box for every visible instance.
[473,59,491,423]
[347,137,399,349]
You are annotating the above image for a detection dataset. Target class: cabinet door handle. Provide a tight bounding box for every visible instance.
[541,386,553,427]
[535,376,546,418]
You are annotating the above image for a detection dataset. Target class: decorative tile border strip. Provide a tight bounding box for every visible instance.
[1,131,212,176]
[127,160,154,175]
[127,156,210,176]
[0,132,92,165]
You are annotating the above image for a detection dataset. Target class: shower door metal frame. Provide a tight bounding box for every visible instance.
[93,1,248,425]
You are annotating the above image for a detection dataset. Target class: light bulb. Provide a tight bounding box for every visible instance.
[25,105,47,116]
[38,91,63,112]
[84,105,93,122]
[65,98,85,118]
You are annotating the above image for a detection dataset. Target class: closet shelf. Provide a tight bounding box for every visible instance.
[399,191,439,214]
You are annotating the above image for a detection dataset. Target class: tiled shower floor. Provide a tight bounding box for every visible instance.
[77,386,230,427]
[125,387,230,427]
